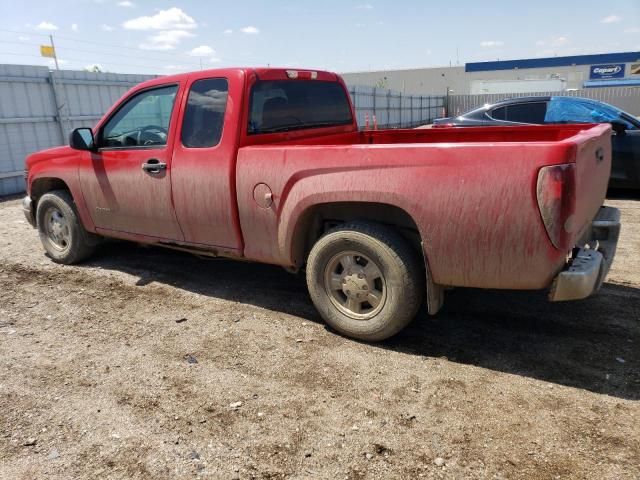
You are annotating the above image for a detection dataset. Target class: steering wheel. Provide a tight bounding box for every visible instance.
[138,125,168,145]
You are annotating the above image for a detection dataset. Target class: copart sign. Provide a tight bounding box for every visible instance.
[589,64,625,79]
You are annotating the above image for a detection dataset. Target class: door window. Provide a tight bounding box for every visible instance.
[181,78,229,148]
[101,85,178,148]
[490,102,547,123]
[490,106,507,120]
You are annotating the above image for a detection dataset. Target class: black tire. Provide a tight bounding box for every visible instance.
[36,190,97,264]
[306,222,424,342]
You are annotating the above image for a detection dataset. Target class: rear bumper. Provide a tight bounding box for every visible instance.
[549,206,620,302]
[22,196,36,228]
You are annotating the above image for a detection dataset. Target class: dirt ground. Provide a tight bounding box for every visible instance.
[0,195,638,480]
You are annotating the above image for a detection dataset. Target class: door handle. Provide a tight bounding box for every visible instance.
[142,158,167,174]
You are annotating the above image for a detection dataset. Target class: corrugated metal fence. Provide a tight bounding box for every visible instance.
[0,64,156,196]
[447,88,640,117]
[348,85,445,129]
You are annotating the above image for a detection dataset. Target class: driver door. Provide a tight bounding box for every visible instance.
[79,83,185,240]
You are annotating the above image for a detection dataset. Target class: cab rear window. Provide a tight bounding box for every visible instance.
[248,80,353,134]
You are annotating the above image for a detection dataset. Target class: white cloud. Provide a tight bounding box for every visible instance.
[139,29,194,50]
[188,45,214,56]
[624,27,640,34]
[601,14,621,24]
[123,7,196,30]
[71,23,78,32]
[553,35,569,45]
[223,28,233,34]
[536,35,569,47]
[240,26,259,34]
[356,4,374,9]
[163,64,190,72]
[36,21,58,31]
[117,0,134,6]
[18,35,29,41]
[480,40,503,47]
[101,24,114,31]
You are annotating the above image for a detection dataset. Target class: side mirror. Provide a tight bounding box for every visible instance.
[69,127,96,151]
[610,121,627,136]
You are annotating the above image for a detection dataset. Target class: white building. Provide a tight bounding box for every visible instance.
[341,51,640,95]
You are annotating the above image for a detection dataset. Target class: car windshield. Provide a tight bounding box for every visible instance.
[546,97,636,129]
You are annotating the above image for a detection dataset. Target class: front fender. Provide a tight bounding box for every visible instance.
[26,148,95,232]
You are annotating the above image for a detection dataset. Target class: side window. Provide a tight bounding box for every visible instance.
[503,102,547,123]
[101,85,178,148]
[490,106,507,120]
[181,78,229,148]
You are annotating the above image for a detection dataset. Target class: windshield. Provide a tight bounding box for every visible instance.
[248,80,353,134]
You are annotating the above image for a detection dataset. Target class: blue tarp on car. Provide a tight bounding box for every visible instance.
[545,97,635,129]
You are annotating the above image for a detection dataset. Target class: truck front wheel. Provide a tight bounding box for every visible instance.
[306,222,424,341]
[36,190,97,265]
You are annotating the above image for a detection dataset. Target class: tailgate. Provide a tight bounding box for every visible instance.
[569,123,612,241]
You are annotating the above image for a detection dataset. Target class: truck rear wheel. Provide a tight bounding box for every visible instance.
[306,222,424,341]
[36,190,97,265]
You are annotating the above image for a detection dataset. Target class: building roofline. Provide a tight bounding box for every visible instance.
[465,52,640,73]
[339,65,465,75]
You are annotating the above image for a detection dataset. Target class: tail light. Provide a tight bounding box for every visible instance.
[432,123,454,128]
[536,163,576,250]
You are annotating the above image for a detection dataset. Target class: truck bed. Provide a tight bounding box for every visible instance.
[263,124,596,146]
[237,123,612,290]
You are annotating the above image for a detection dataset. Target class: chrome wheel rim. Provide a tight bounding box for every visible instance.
[43,207,71,252]
[323,251,387,320]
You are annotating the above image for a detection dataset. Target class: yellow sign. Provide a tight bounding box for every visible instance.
[40,45,55,58]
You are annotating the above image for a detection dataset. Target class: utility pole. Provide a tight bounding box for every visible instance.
[49,35,59,70]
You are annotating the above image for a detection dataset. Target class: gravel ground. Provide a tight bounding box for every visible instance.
[0,195,638,479]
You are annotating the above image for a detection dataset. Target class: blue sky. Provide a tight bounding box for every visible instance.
[0,0,639,74]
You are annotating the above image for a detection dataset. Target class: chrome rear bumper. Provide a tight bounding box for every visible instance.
[549,206,620,302]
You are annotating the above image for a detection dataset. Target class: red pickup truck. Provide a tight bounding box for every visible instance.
[22,68,621,341]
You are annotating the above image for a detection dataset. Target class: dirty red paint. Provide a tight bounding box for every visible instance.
[25,68,612,292]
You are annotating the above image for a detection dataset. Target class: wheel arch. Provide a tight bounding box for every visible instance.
[287,200,444,315]
[31,177,70,202]
[29,175,96,233]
